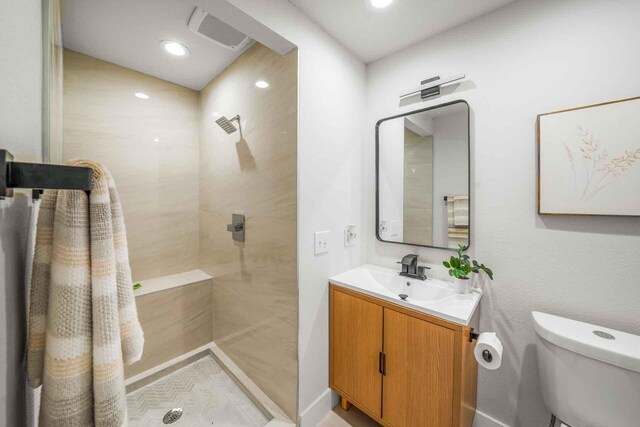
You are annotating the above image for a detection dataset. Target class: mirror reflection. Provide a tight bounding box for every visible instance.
[377,101,469,249]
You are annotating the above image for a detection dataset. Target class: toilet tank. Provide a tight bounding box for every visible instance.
[532,312,640,427]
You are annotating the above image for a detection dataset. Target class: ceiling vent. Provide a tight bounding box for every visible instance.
[188,8,252,51]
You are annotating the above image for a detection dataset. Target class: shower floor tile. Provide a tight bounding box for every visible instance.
[127,356,269,427]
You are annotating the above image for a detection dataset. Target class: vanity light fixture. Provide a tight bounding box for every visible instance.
[160,40,190,57]
[134,92,150,99]
[365,0,394,10]
[255,80,269,89]
[400,73,466,101]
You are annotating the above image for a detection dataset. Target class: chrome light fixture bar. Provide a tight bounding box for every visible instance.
[400,73,465,101]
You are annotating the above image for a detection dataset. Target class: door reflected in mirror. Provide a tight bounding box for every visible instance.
[376,101,469,249]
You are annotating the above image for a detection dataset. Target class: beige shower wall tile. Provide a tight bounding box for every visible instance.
[210,266,298,420]
[215,314,297,420]
[200,113,297,221]
[128,210,200,281]
[63,137,199,215]
[64,50,200,141]
[200,43,297,137]
[63,49,200,281]
[210,279,273,342]
[125,279,213,378]
[198,42,298,419]
[199,210,296,277]
[211,261,297,329]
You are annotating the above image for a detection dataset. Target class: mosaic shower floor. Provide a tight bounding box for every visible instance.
[127,356,269,426]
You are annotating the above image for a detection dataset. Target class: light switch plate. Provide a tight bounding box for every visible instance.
[344,224,356,247]
[314,231,329,255]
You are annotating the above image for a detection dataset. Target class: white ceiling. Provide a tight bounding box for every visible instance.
[288,0,515,63]
[62,0,250,90]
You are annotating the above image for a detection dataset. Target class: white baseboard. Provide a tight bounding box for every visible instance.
[298,388,339,426]
[299,392,512,427]
[473,409,510,427]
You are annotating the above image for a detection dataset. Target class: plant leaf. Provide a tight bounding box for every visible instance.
[485,268,494,280]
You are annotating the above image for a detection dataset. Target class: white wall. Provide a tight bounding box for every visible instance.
[0,0,43,425]
[365,0,640,426]
[378,119,404,241]
[432,111,468,246]
[222,1,368,424]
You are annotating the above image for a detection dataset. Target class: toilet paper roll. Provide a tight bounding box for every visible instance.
[474,332,503,370]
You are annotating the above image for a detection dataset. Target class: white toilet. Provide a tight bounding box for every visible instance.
[532,311,640,427]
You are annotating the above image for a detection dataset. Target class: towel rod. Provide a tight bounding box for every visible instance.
[1,149,93,201]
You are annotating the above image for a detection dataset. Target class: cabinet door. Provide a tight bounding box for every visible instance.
[331,289,383,417]
[383,308,455,427]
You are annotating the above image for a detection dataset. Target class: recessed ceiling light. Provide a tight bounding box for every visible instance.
[135,92,150,99]
[255,80,269,89]
[365,0,394,10]
[160,40,190,57]
[153,138,160,143]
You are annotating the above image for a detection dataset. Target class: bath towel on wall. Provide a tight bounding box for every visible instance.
[446,195,469,248]
[27,159,144,426]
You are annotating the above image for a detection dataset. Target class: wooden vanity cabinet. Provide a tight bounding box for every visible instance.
[329,284,478,427]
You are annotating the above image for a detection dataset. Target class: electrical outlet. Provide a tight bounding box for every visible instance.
[314,231,329,255]
[344,224,356,247]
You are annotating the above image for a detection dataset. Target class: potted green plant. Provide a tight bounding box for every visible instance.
[443,245,494,293]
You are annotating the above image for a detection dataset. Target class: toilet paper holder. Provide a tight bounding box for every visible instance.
[470,328,495,363]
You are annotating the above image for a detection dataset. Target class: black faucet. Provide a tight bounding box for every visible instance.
[399,254,429,280]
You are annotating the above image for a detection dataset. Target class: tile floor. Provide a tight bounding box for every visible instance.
[127,356,269,426]
[318,406,382,427]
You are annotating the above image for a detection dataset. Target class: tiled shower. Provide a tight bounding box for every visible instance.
[59,41,298,421]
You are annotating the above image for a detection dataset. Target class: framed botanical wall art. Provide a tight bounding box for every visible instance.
[538,96,640,216]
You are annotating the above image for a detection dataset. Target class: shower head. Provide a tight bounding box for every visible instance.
[215,115,240,134]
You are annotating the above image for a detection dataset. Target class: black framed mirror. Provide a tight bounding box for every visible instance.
[376,100,470,250]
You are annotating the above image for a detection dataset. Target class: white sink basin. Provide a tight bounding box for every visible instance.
[329,264,481,325]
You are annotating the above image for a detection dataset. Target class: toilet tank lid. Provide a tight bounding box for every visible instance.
[532,311,640,374]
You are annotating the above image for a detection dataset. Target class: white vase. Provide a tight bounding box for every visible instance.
[452,277,471,294]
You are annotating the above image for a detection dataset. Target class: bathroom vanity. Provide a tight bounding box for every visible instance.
[329,265,480,427]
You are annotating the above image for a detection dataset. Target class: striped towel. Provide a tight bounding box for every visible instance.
[453,195,469,227]
[27,159,144,426]
[446,195,469,248]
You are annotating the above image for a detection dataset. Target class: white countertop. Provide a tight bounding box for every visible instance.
[329,264,481,326]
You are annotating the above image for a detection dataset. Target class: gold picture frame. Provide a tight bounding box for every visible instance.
[537,96,640,216]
